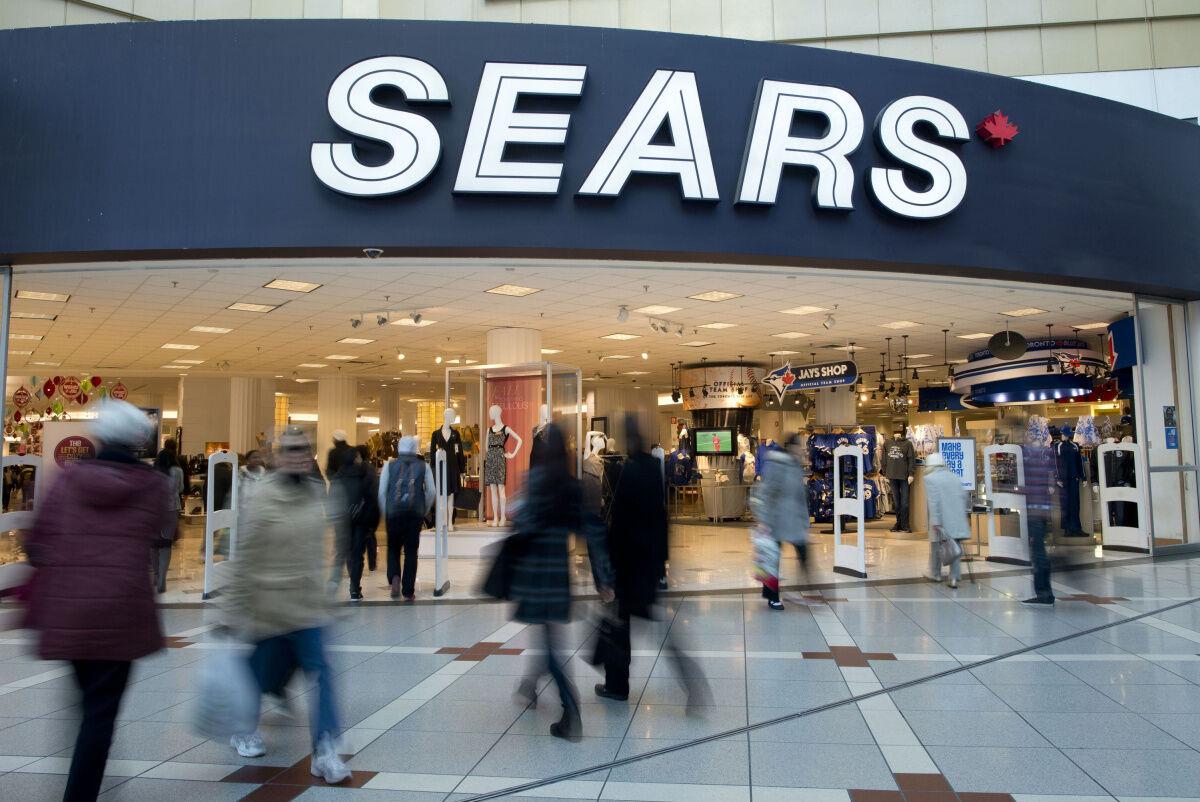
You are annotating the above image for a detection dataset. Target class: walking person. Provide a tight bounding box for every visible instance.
[596,417,707,707]
[922,452,970,589]
[337,446,378,601]
[377,437,434,600]
[153,439,186,594]
[223,426,350,783]
[510,423,613,741]
[1019,436,1058,606]
[750,433,811,610]
[23,401,173,801]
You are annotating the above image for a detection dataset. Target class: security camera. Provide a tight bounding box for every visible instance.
[362,248,384,259]
[350,317,362,329]
[411,311,423,325]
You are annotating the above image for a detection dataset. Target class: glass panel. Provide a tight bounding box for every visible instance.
[1135,297,1199,547]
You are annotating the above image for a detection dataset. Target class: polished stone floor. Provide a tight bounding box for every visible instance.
[3,556,1200,801]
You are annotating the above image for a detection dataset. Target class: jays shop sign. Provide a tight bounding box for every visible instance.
[763,360,859,401]
[312,58,992,220]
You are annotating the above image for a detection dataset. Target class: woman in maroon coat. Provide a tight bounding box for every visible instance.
[23,400,172,802]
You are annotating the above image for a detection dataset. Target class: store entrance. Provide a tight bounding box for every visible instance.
[0,258,1178,600]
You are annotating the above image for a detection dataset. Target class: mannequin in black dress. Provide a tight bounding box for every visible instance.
[429,408,466,531]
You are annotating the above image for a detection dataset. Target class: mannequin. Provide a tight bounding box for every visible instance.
[882,430,916,532]
[430,408,465,532]
[484,404,523,527]
[529,404,551,469]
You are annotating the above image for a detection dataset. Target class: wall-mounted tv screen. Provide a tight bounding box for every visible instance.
[695,428,736,455]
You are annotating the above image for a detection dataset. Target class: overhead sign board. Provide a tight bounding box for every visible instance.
[762,361,858,401]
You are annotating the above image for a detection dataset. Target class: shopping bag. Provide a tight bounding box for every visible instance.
[481,534,521,600]
[191,642,259,740]
[588,610,626,668]
[750,527,781,592]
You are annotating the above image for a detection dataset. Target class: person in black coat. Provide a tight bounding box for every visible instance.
[333,447,377,601]
[1052,426,1086,537]
[509,423,612,741]
[595,416,710,708]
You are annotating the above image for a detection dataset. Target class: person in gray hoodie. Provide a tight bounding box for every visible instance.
[750,433,810,610]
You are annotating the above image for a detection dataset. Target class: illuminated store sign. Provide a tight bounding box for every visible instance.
[313,57,972,220]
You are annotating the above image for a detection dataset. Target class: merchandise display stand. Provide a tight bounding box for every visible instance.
[202,449,238,600]
[0,454,40,532]
[833,444,867,578]
[983,444,1030,565]
[1096,442,1149,552]
[433,450,451,596]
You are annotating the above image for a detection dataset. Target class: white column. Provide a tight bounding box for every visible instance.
[814,386,855,427]
[229,377,276,453]
[398,400,418,438]
[317,376,359,452]
[378,390,401,431]
[485,327,542,364]
[177,376,231,454]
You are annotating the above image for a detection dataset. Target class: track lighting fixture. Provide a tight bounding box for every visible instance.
[912,368,919,380]
[350,317,362,328]
[889,383,897,395]
[617,305,629,323]
[701,386,709,398]
[671,389,681,403]
[411,311,423,325]
[689,387,695,398]
[649,321,660,333]
[376,314,389,327]
[1046,358,1055,373]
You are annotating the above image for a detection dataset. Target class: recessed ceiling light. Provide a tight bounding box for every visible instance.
[161,364,190,370]
[541,348,562,355]
[298,363,327,368]
[11,311,56,320]
[8,350,33,356]
[15,290,70,302]
[950,358,969,364]
[633,305,681,315]
[294,378,316,383]
[682,341,713,347]
[401,369,429,374]
[778,305,828,315]
[173,359,205,365]
[338,337,376,345]
[772,332,810,339]
[602,354,632,360]
[1004,307,1047,317]
[227,302,278,313]
[9,334,43,341]
[879,321,920,329]
[621,370,651,376]
[697,322,738,329]
[957,332,992,340]
[689,291,743,303]
[324,354,354,360]
[264,279,322,293]
[161,343,200,350]
[486,284,542,297]
[190,325,233,334]
[601,333,640,340]
[831,345,862,351]
[768,350,800,356]
[465,359,479,364]
[32,360,61,366]
[391,317,437,327]
[1073,322,1109,330]
[906,353,932,359]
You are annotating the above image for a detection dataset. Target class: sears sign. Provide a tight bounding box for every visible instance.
[313,58,971,220]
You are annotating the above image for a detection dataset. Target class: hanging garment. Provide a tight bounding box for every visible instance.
[483,426,510,486]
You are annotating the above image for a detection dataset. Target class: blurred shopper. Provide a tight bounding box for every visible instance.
[511,423,613,741]
[750,433,810,610]
[239,449,268,484]
[222,426,349,784]
[153,440,186,594]
[325,429,355,478]
[356,444,381,576]
[335,445,377,602]
[1019,436,1058,606]
[377,436,434,600]
[922,453,970,589]
[24,401,172,802]
[596,418,707,708]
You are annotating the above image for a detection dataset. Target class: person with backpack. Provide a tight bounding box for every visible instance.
[377,436,435,600]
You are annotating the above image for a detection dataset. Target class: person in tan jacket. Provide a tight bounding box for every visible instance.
[222,426,349,784]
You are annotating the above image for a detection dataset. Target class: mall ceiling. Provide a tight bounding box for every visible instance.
[7,259,1130,391]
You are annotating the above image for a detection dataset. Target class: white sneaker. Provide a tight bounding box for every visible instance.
[230,732,266,758]
[311,735,350,784]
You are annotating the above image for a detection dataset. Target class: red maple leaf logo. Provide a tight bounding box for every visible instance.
[976,110,1019,148]
[782,370,795,386]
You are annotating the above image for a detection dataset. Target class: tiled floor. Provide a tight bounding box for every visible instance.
[3,558,1200,801]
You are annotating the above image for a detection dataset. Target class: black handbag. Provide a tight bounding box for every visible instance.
[589,611,627,668]
[481,535,520,600]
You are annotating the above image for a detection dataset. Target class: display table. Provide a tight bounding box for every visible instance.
[700,468,748,522]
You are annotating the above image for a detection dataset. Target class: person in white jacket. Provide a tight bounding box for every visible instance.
[923,452,971,589]
[377,436,436,600]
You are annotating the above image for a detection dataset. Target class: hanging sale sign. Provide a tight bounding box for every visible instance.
[12,386,31,408]
[762,360,858,402]
[110,382,128,401]
[60,376,82,401]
